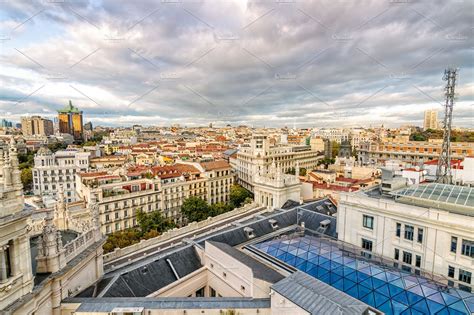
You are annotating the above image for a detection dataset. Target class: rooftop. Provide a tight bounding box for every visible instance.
[58,100,82,114]
[252,231,474,315]
[207,241,285,283]
[272,271,373,315]
[389,183,474,216]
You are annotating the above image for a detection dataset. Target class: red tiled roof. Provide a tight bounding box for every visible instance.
[200,160,230,171]
[312,182,359,192]
[78,171,108,178]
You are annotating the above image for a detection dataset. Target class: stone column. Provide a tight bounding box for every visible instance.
[0,245,9,282]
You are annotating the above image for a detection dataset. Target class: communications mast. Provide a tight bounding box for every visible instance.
[436,68,458,184]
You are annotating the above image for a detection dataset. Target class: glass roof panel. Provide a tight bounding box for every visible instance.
[253,233,473,314]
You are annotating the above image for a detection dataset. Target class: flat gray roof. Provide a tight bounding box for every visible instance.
[207,241,285,284]
[271,271,372,315]
[68,297,271,311]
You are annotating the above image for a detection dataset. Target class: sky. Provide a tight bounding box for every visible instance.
[0,0,473,128]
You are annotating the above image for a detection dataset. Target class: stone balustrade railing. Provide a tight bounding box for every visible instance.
[103,202,260,263]
[27,208,92,236]
[63,229,98,263]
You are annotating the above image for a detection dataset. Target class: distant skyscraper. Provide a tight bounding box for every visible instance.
[21,116,54,136]
[423,109,438,130]
[84,121,93,131]
[0,118,13,128]
[58,100,83,141]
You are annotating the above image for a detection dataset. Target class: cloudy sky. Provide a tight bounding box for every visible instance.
[1,0,472,128]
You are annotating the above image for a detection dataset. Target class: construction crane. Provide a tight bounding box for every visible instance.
[436,68,458,184]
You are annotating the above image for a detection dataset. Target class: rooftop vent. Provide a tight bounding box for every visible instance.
[316,219,331,234]
[320,219,331,229]
[244,227,255,239]
[268,219,279,230]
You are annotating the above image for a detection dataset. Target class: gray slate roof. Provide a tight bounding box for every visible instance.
[70,297,271,311]
[207,241,285,284]
[83,246,202,298]
[271,271,371,315]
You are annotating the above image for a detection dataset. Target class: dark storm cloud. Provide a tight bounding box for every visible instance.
[0,0,472,127]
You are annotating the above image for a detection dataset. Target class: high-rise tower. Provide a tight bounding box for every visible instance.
[58,100,83,141]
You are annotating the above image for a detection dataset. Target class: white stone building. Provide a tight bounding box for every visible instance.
[253,161,301,209]
[235,134,322,192]
[33,147,90,202]
[0,138,105,314]
[337,183,474,291]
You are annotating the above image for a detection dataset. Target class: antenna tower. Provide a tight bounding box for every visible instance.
[436,68,458,184]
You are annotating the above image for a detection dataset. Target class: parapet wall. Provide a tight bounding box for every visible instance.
[103,202,261,263]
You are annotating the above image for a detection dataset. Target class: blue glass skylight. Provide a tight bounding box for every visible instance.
[252,234,474,315]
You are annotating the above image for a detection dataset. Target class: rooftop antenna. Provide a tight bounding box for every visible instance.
[436,67,458,184]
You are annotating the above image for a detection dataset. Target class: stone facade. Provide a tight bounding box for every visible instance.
[0,137,105,315]
[235,134,322,192]
[253,160,301,209]
[33,147,90,202]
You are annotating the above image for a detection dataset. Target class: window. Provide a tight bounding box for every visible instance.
[361,238,373,252]
[417,228,424,243]
[451,236,458,253]
[210,287,217,297]
[415,255,421,268]
[394,248,399,260]
[396,223,401,237]
[448,266,455,278]
[461,239,474,258]
[403,251,412,265]
[0,243,12,281]
[195,287,205,297]
[363,215,374,229]
[459,269,472,284]
[404,225,414,241]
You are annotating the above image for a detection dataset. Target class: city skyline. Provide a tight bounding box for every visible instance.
[1,0,473,128]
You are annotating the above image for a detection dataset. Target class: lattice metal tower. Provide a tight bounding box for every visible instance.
[436,68,458,184]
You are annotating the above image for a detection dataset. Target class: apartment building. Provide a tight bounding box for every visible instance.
[21,115,54,136]
[424,109,439,130]
[357,138,473,165]
[200,160,234,204]
[235,134,323,191]
[337,183,474,291]
[312,128,374,148]
[76,162,232,234]
[33,147,90,202]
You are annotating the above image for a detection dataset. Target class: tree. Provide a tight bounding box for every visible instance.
[229,185,252,208]
[103,228,141,253]
[209,202,233,217]
[136,209,175,233]
[103,210,175,253]
[48,142,68,152]
[331,141,340,158]
[82,141,97,146]
[21,168,33,192]
[286,167,307,176]
[181,197,211,222]
[318,158,335,169]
